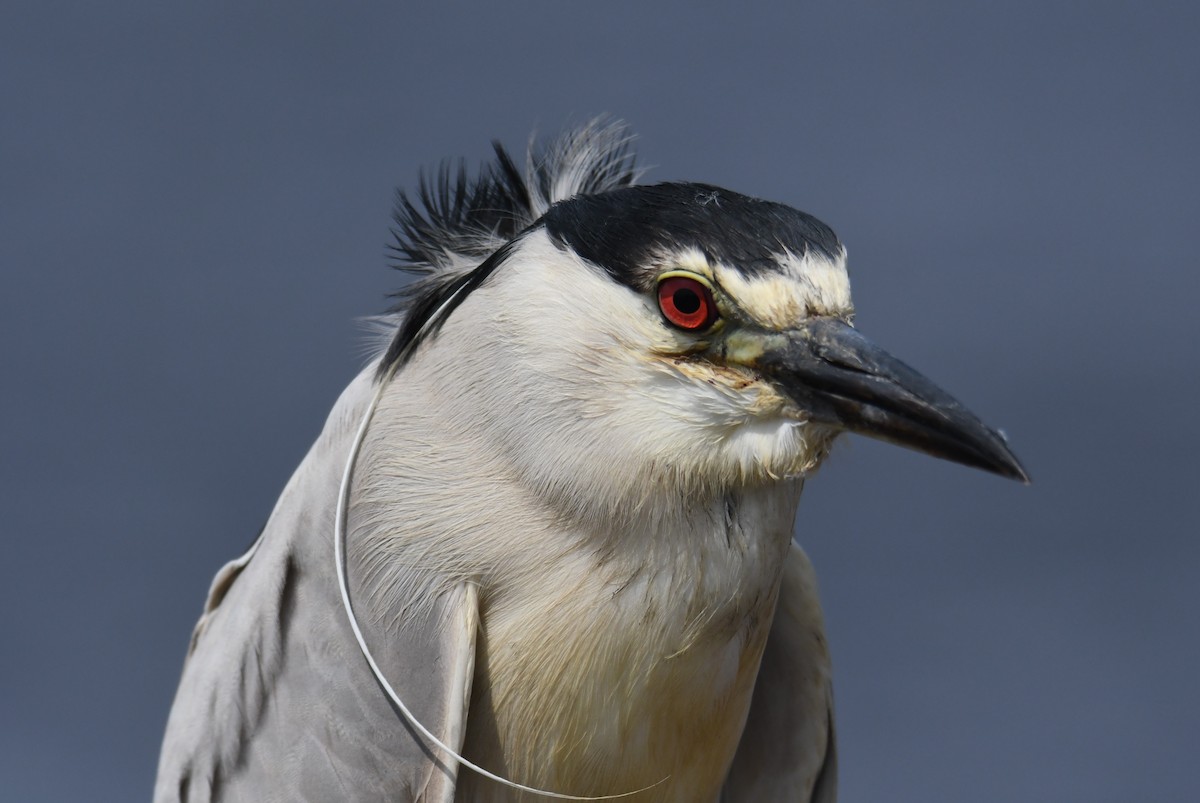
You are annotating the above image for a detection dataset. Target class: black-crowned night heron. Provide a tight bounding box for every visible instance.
[156,121,1026,802]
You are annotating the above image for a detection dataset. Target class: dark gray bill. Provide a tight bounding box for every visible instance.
[753,317,1029,482]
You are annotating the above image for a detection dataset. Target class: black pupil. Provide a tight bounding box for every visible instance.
[673,287,701,314]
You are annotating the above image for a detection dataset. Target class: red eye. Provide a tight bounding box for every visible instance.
[657,276,718,331]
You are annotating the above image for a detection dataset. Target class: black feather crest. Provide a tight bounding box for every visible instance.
[387,119,639,280]
[378,119,641,374]
[386,145,531,275]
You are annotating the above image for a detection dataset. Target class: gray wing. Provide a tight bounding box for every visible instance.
[155,374,479,803]
[723,542,837,802]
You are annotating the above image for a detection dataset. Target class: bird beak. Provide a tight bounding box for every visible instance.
[740,317,1029,482]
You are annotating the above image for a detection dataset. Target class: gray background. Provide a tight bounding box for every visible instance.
[3,3,1197,801]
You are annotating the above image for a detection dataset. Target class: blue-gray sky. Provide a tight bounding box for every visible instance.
[2,3,1197,801]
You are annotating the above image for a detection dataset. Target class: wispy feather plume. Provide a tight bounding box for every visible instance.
[370,119,643,371]
[386,118,642,307]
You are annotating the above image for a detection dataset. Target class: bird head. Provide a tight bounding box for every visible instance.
[380,152,1025,518]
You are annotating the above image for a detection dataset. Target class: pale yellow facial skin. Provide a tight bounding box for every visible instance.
[665,246,853,329]
[634,244,855,485]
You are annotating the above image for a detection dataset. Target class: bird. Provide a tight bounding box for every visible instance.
[155,120,1026,803]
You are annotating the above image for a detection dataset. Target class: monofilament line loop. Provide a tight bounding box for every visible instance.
[333,290,665,800]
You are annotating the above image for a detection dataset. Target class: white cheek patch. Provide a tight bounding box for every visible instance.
[713,249,852,328]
